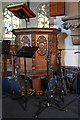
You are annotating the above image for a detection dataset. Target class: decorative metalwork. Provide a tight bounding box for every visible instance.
[37,36,47,56]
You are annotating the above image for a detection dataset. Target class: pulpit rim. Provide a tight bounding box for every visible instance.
[12,27,61,35]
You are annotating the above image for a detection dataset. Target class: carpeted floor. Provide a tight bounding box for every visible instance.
[2,93,79,119]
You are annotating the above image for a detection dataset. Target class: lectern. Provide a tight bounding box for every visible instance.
[16,46,38,110]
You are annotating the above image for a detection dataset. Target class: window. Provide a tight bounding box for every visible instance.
[37,3,49,28]
[3,4,19,44]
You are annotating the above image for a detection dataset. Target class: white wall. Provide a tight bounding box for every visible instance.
[52,16,79,66]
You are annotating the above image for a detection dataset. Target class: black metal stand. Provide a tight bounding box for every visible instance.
[34,49,67,119]
[34,49,79,119]
[56,49,66,101]
[15,46,39,110]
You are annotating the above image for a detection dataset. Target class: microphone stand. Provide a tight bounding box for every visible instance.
[34,49,67,119]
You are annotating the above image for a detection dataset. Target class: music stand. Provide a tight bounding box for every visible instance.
[2,40,11,55]
[16,46,39,110]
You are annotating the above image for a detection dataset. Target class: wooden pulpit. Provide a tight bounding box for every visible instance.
[8,3,61,90]
[12,28,60,90]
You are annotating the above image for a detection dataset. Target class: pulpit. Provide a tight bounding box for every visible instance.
[8,3,61,90]
[12,28,60,90]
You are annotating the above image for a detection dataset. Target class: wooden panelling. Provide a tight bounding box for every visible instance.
[50,1,65,16]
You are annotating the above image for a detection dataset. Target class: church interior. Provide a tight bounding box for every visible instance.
[0,0,80,119]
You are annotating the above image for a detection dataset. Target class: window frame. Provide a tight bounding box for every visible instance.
[36,2,50,28]
[3,3,20,45]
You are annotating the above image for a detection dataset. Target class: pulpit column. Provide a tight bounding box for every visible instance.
[62,2,80,45]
